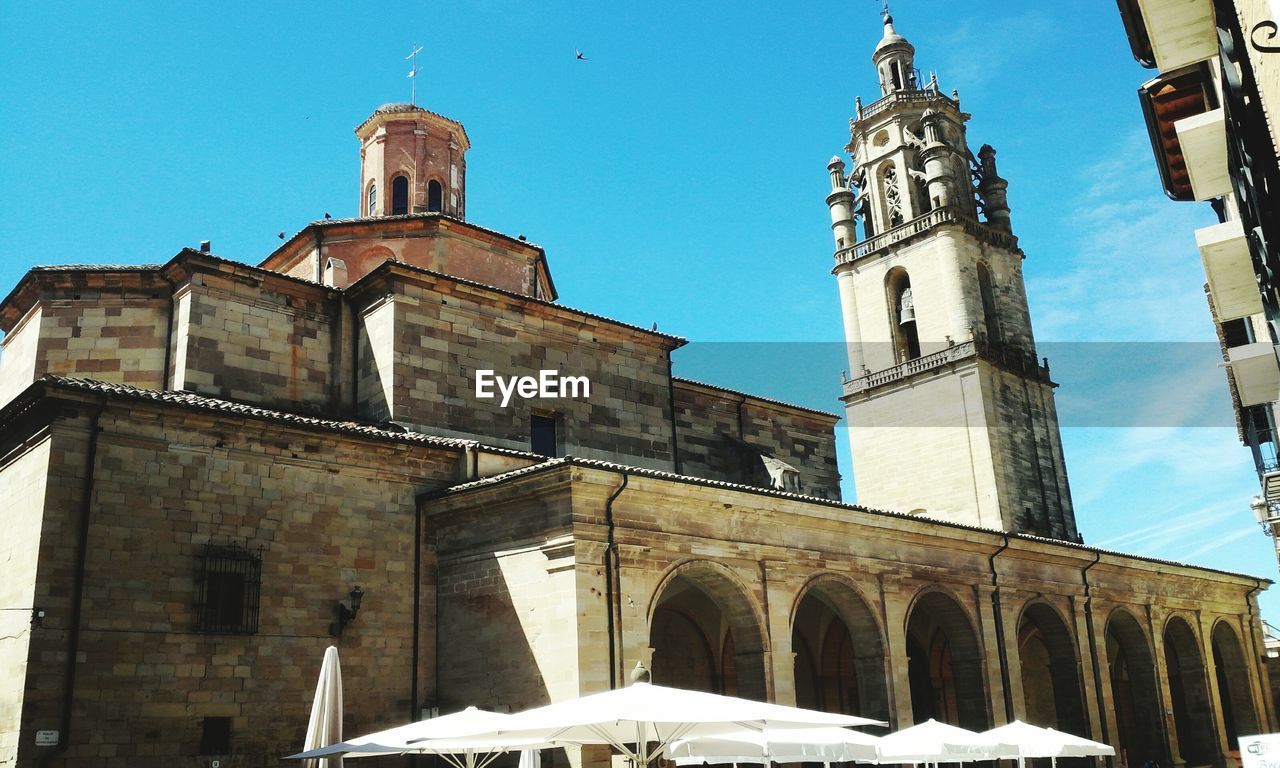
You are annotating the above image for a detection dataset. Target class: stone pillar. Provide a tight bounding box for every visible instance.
[883,579,914,729]
[932,230,975,350]
[763,560,797,706]
[976,584,1009,727]
[1198,613,1238,768]
[1000,592,1027,723]
[835,267,866,376]
[1150,607,1184,768]
[1070,595,1107,744]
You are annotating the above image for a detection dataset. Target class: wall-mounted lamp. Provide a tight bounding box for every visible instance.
[330,586,364,636]
[1252,496,1280,536]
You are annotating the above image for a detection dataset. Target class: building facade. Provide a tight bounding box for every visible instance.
[0,17,1273,768]
[1114,0,1280,534]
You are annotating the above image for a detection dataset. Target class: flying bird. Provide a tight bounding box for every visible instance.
[575,49,587,60]
[277,232,286,239]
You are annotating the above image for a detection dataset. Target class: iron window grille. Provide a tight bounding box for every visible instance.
[195,545,262,634]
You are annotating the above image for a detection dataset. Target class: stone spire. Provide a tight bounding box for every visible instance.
[872,13,917,95]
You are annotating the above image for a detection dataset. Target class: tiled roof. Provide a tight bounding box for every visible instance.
[30,264,164,271]
[673,376,841,419]
[25,376,540,459]
[270,212,545,260]
[429,455,1268,583]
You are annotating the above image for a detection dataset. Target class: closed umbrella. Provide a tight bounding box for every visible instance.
[665,726,881,765]
[302,646,344,768]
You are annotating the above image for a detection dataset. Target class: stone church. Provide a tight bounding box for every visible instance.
[0,14,1272,768]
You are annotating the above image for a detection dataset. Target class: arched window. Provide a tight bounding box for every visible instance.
[887,268,921,362]
[977,263,1001,344]
[391,175,409,215]
[427,179,443,213]
[367,183,377,216]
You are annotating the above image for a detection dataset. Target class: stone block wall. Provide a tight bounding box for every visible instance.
[672,380,841,499]
[0,272,170,408]
[170,265,337,414]
[353,266,679,469]
[0,434,52,767]
[428,474,583,713]
[8,391,466,767]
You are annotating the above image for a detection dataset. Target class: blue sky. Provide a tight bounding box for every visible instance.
[2,2,1274,615]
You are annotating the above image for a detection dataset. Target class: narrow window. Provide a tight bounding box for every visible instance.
[391,175,409,215]
[196,545,261,634]
[531,414,558,457]
[427,180,443,213]
[977,263,1002,344]
[367,183,377,216]
[199,716,232,755]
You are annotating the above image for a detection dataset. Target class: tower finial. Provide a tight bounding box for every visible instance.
[405,43,424,105]
[882,0,891,20]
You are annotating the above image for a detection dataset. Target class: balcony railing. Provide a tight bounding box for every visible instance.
[853,88,958,123]
[842,339,1050,397]
[833,207,1020,268]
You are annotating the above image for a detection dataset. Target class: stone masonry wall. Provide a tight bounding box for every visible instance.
[673,381,841,499]
[355,269,677,469]
[427,473,582,713]
[11,395,464,767]
[171,268,336,414]
[0,434,51,768]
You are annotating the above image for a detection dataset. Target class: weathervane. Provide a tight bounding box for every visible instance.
[881,0,891,19]
[405,43,424,105]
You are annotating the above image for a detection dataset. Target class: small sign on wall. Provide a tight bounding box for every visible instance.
[1240,734,1280,768]
[34,730,59,746]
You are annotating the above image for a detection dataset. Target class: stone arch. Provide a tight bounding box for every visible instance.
[1015,600,1087,734]
[1165,615,1217,765]
[352,245,397,279]
[1211,619,1260,748]
[905,587,988,730]
[885,267,920,363]
[1105,608,1164,768]
[976,261,1002,346]
[391,173,411,215]
[790,574,889,722]
[427,178,444,212]
[648,560,768,700]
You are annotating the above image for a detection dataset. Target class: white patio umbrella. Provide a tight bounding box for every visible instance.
[489,666,885,767]
[301,646,344,768]
[875,719,1013,766]
[665,726,882,765]
[286,707,556,767]
[982,721,1114,767]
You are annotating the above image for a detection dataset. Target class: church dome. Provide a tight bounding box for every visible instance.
[875,15,912,53]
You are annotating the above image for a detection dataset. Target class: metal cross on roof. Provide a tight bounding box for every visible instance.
[405,43,424,105]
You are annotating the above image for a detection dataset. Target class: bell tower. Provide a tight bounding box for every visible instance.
[827,13,1078,540]
[355,103,469,219]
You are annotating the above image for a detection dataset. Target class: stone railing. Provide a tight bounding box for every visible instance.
[853,88,956,123]
[843,341,978,396]
[833,207,1020,268]
[842,339,1050,396]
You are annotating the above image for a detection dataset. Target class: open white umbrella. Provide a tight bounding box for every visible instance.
[489,666,884,767]
[982,721,1114,767]
[665,726,882,765]
[876,719,1013,766]
[286,707,556,767]
[302,646,344,768]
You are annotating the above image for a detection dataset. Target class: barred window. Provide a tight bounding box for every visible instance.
[196,545,261,634]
